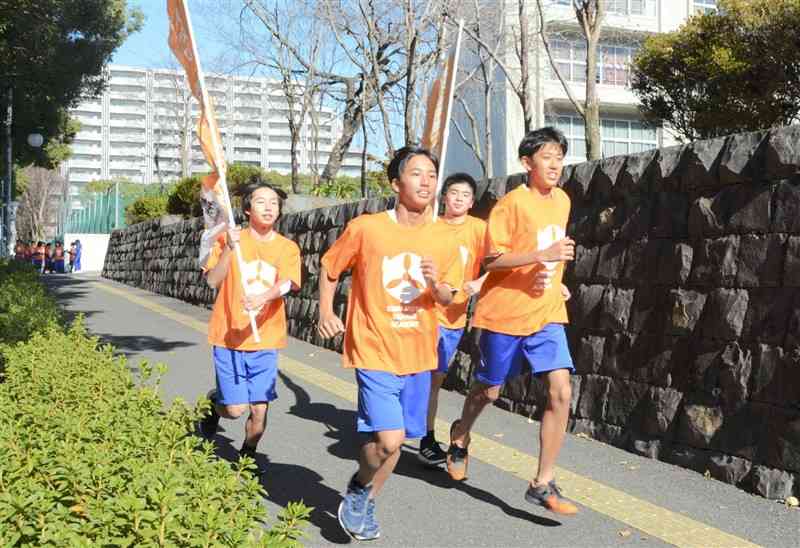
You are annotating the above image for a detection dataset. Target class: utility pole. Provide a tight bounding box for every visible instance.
[3,86,13,257]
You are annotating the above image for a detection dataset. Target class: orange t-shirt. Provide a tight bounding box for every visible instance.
[472,185,571,336]
[321,210,463,375]
[204,229,301,350]
[435,215,488,329]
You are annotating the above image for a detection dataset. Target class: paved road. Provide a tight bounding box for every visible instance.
[45,274,798,547]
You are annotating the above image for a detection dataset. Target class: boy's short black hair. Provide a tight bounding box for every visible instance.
[518,126,568,159]
[386,145,439,183]
[241,180,288,220]
[441,172,477,197]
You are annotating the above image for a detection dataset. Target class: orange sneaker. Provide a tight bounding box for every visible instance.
[446,420,469,481]
[525,480,578,515]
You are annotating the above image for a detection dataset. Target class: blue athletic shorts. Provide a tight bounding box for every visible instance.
[437,326,464,374]
[475,324,574,386]
[212,346,279,405]
[355,368,431,439]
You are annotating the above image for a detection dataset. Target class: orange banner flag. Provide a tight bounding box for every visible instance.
[421,20,464,220]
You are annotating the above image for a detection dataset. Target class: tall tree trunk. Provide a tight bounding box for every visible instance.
[518,0,534,133]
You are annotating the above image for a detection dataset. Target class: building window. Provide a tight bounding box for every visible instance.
[546,114,658,162]
[555,0,657,16]
[693,0,717,14]
[550,40,635,87]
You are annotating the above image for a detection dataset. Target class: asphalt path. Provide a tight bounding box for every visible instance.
[44,274,798,547]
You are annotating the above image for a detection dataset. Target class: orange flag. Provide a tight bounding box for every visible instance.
[421,20,464,220]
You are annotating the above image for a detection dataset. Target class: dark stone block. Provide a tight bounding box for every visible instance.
[631,335,690,388]
[653,145,685,191]
[622,239,661,285]
[501,371,531,403]
[665,289,707,336]
[699,288,749,340]
[785,236,800,287]
[576,374,609,420]
[641,387,683,436]
[679,137,727,190]
[651,192,689,238]
[630,437,664,459]
[601,332,637,379]
[567,205,597,243]
[765,409,800,473]
[742,288,794,345]
[563,161,598,204]
[595,241,627,282]
[736,234,786,287]
[589,155,627,204]
[707,454,752,485]
[690,236,739,287]
[617,148,659,191]
[763,125,800,179]
[717,342,753,411]
[594,206,619,242]
[748,465,796,500]
[678,402,724,449]
[605,380,649,427]
[573,334,605,375]
[657,242,693,286]
[598,287,634,331]
[724,184,773,234]
[567,284,605,329]
[617,198,653,241]
[750,345,800,408]
[688,195,724,239]
[571,245,599,283]
[629,286,667,334]
[771,179,800,233]
[718,130,768,186]
[715,402,769,461]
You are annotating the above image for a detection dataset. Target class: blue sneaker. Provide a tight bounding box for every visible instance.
[338,475,380,541]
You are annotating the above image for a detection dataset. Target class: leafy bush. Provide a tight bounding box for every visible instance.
[125,193,170,225]
[0,263,310,546]
[0,260,60,346]
[166,174,203,217]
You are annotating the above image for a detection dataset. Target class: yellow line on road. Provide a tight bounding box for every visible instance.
[93,280,761,548]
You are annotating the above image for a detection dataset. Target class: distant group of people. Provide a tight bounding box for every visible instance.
[13,239,82,274]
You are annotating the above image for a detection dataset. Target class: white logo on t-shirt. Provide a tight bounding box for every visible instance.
[382,252,426,304]
[537,225,565,288]
[241,259,277,295]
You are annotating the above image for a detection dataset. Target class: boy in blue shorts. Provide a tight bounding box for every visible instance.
[318,146,462,541]
[418,172,488,467]
[446,127,579,515]
[198,181,301,466]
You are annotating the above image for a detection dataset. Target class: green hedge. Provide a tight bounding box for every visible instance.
[0,262,310,546]
[0,261,61,347]
[125,193,170,225]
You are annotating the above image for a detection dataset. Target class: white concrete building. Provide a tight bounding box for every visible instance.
[447,0,718,177]
[64,65,364,206]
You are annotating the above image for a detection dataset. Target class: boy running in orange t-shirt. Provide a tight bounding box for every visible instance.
[318,146,462,541]
[198,181,301,467]
[418,172,488,467]
[446,127,579,515]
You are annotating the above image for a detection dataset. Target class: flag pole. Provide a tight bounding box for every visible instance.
[174,0,260,341]
[432,19,464,222]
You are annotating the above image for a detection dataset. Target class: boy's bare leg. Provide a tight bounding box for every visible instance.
[244,402,268,448]
[426,372,447,431]
[357,429,405,495]
[451,382,501,447]
[534,369,571,485]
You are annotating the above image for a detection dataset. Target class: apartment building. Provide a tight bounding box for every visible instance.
[447,0,718,176]
[64,65,364,206]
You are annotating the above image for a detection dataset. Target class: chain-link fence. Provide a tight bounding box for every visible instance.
[62,184,164,235]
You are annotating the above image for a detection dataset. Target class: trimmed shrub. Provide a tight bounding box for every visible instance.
[0,260,60,346]
[0,263,310,546]
[125,193,170,225]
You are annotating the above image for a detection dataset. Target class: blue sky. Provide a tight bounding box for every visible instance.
[112,1,224,69]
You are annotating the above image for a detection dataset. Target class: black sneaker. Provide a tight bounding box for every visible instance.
[198,389,220,440]
[446,420,469,481]
[418,435,447,466]
[525,480,578,515]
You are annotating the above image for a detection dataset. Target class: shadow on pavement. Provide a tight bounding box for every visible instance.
[92,333,196,355]
[278,370,561,530]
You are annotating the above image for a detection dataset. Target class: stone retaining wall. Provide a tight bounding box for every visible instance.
[104,127,800,499]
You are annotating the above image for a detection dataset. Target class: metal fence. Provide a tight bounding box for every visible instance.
[62,184,163,235]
